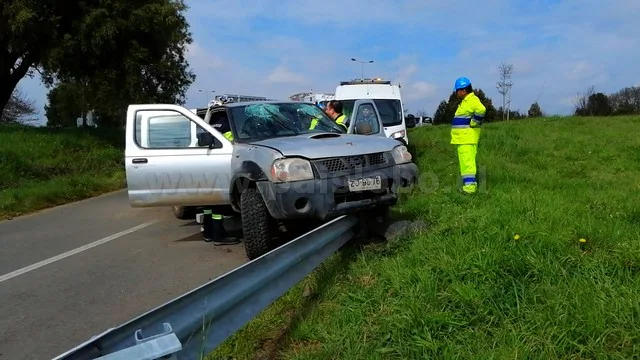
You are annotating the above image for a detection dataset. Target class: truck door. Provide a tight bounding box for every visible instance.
[125,104,233,208]
[346,99,386,137]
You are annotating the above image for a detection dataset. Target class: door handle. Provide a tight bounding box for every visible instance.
[132,158,148,164]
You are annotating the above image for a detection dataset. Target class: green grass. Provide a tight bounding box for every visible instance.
[0,124,126,219]
[207,115,640,359]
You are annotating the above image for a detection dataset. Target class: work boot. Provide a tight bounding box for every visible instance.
[208,217,240,246]
[462,183,478,194]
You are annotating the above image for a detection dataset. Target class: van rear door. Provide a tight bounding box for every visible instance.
[346,99,386,137]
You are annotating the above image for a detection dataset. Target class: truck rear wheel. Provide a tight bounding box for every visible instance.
[240,188,276,260]
[172,206,196,220]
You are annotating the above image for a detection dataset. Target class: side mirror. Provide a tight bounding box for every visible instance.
[197,132,221,148]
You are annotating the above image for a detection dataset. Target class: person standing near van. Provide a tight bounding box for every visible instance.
[451,76,486,194]
[325,100,348,131]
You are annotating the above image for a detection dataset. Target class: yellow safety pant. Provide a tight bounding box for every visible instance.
[456,144,478,194]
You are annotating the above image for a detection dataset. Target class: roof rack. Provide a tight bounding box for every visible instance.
[289,92,335,102]
[339,78,392,86]
[207,93,276,108]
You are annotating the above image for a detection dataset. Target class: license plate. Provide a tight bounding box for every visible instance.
[348,176,382,191]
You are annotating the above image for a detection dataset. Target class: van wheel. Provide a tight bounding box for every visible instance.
[240,188,276,260]
[172,206,196,220]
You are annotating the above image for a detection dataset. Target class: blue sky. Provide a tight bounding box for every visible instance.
[17,0,640,125]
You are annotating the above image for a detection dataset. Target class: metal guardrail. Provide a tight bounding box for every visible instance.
[53,215,359,360]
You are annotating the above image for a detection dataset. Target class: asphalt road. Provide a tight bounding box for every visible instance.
[0,190,248,360]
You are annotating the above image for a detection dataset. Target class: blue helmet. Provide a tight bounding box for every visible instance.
[454,77,471,90]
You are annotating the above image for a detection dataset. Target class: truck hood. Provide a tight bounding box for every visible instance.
[251,133,399,159]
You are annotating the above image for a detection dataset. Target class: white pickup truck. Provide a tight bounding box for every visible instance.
[125,99,419,259]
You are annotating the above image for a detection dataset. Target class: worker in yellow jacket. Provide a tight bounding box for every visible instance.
[451,77,486,194]
[325,100,348,132]
[203,117,240,246]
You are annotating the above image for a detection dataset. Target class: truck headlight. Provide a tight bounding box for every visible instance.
[271,158,314,182]
[391,145,412,164]
[390,130,406,139]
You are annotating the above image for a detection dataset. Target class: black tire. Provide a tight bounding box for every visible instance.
[372,205,391,224]
[172,206,196,220]
[240,188,275,260]
[357,205,391,242]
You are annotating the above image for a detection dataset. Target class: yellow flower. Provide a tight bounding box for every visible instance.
[579,238,587,243]
[514,234,520,240]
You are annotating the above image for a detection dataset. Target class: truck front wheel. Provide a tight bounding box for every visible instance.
[240,188,276,260]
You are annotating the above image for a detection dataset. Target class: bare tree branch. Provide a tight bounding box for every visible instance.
[496,62,514,121]
[0,88,39,124]
[573,85,595,116]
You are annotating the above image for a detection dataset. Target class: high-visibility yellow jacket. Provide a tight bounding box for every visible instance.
[310,114,348,131]
[450,92,486,145]
[309,116,321,130]
[223,131,233,141]
[335,114,348,131]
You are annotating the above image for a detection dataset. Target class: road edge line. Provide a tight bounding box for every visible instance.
[0,219,160,284]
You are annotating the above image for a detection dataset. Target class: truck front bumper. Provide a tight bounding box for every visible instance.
[256,163,419,221]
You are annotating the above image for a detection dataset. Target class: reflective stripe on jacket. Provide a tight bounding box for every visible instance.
[451,92,486,145]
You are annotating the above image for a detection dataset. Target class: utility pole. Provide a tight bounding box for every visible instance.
[351,58,374,80]
[198,89,216,105]
[496,63,513,121]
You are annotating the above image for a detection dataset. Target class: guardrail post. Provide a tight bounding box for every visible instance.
[94,323,181,360]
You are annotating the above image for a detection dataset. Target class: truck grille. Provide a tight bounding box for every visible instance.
[312,152,388,176]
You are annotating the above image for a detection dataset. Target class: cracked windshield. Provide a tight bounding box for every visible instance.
[229,102,345,141]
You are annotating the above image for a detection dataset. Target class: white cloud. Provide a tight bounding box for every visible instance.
[186,42,223,70]
[407,81,438,100]
[266,65,306,84]
[559,95,579,107]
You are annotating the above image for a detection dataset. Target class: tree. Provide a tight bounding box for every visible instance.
[528,102,543,117]
[497,107,526,120]
[586,93,612,116]
[573,86,595,116]
[44,82,85,128]
[432,89,497,125]
[433,93,458,125]
[0,88,38,124]
[1,0,195,125]
[608,86,640,115]
[496,63,514,121]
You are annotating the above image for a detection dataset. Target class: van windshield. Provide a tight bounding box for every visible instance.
[339,99,403,127]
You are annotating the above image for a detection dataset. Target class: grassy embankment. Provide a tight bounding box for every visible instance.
[208,115,640,359]
[0,124,125,219]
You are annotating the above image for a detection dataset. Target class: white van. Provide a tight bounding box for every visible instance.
[334,78,409,145]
